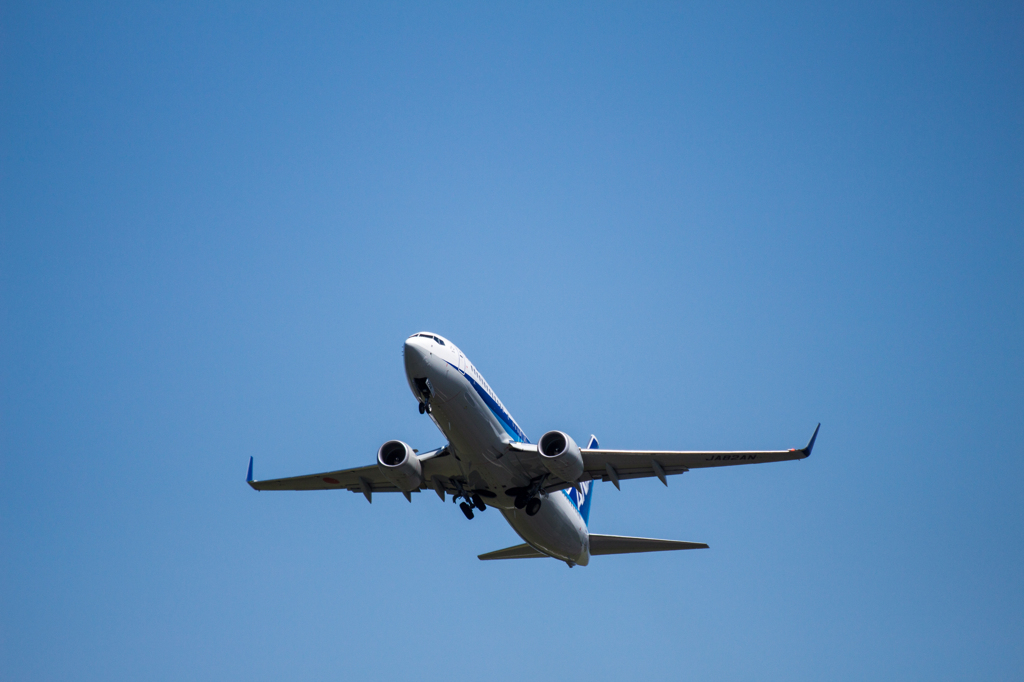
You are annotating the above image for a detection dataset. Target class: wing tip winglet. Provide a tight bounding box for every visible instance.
[802,423,820,457]
[246,457,256,488]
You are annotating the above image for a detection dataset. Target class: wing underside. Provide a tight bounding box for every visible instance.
[245,447,464,500]
[247,462,403,493]
[247,425,820,500]
[521,424,820,493]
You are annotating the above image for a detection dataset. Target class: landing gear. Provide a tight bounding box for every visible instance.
[513,491,542,514]
[452,480,486,519]
[414,378,433,414]
[525,497,542,516]
[508,474,548,515]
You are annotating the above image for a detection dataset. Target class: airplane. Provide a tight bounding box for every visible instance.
[246,332,819,567]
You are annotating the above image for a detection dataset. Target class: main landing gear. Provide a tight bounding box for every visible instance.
[452,482,489,520]
[418,401,431,414]
[513,493,542,516]
[525,497,542,516]
[507,475,548,517]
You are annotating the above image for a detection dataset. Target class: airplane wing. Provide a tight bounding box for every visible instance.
[577,424,819,489]
[245,447,462,502]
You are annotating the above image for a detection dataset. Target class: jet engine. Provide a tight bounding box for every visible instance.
[376,440,423,492]
[538,430,584,483]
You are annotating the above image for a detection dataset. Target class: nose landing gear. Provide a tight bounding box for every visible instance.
[414,378,433,414]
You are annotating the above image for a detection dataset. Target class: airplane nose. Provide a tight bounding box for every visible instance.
[403,337,431,377]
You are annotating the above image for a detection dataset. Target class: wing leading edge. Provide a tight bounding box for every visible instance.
[245,447,462,502]
[508,424,819,492]
[576,423,819,489]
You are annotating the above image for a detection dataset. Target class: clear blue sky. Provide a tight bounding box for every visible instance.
[2,2,1021,680]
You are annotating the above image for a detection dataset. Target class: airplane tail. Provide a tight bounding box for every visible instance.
[566,434,598,526]
[478,535,708,560]
[478,434,713,562]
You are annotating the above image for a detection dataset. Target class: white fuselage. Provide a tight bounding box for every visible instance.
[403,333,590,566]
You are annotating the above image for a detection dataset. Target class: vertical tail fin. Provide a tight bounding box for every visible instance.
[565,435,598,525]
[575,435,598,525]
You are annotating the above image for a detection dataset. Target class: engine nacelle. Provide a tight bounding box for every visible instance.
[376,440,423,492]
[538,430,584,483]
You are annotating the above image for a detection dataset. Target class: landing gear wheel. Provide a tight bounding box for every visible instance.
[472,494,486,512]
[514,492,529,509]
[459,502,474,520]
[418,402,426,414]
[425,402,432,414]
[525,497,542,516]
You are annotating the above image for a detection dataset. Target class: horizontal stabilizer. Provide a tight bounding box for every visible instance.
[478,535,708,561]
[478,543,546,561]
[589,534,708,555]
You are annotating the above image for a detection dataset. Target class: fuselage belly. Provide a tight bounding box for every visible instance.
[404,333,590,566]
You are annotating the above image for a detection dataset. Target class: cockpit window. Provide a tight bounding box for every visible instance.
[410,333,445,346]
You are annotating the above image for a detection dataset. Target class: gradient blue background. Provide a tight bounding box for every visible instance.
[2,2,1021,680]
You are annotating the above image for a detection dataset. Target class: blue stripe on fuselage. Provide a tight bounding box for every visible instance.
[445,361,529,444]
[445,359,588,524]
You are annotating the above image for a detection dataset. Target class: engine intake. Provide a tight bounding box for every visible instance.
[538,430,584,483]
[376,440,423,492]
